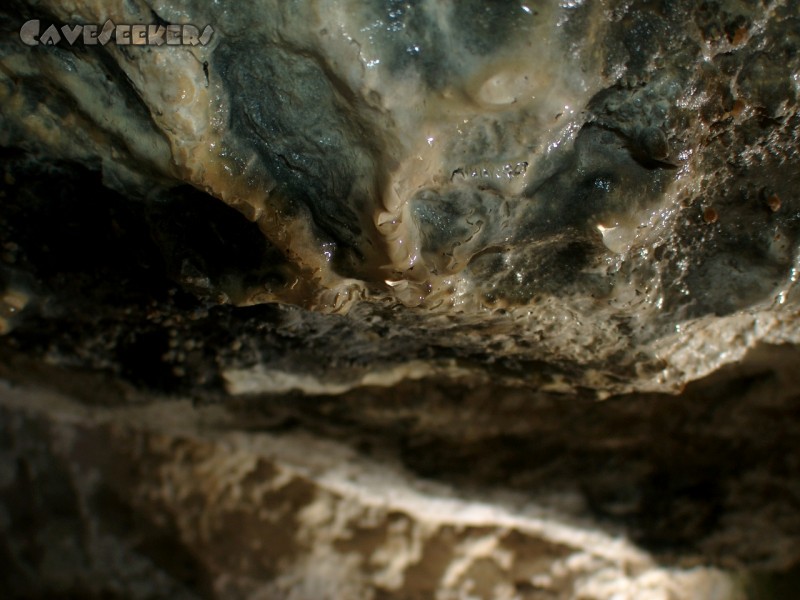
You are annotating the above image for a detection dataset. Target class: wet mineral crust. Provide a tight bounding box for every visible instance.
[1,0,799,598]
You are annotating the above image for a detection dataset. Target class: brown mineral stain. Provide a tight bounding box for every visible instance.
[732,27,748,46]
[767,194,781,212]
[730,99,746,118]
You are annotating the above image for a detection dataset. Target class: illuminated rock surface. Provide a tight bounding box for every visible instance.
[2,382,754,600]
[0,0,799,598]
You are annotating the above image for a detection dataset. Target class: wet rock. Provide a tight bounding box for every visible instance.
[0,0,799,597]
[0,0,798,394]
[1,0,799,394]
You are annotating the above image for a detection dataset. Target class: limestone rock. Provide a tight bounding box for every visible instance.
[1,0,800,598]
[0,0,798,395]
[0,382,747,600]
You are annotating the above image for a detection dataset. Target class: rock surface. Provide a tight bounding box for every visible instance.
[1,0,799,395]
[0,382,748,600]
[1,0,800,598]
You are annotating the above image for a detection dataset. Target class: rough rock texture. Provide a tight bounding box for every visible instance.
[0,382,748,600]
[1,0,799,395]
[1,0,800,598]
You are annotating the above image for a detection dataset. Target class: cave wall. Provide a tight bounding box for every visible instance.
[1,0,800,598]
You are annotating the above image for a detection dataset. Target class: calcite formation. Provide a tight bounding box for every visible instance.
[1,382,750,600]
[1,0,799,598]
[1,0,798,395]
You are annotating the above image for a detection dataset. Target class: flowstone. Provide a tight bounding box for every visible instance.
[0,1,799,598]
